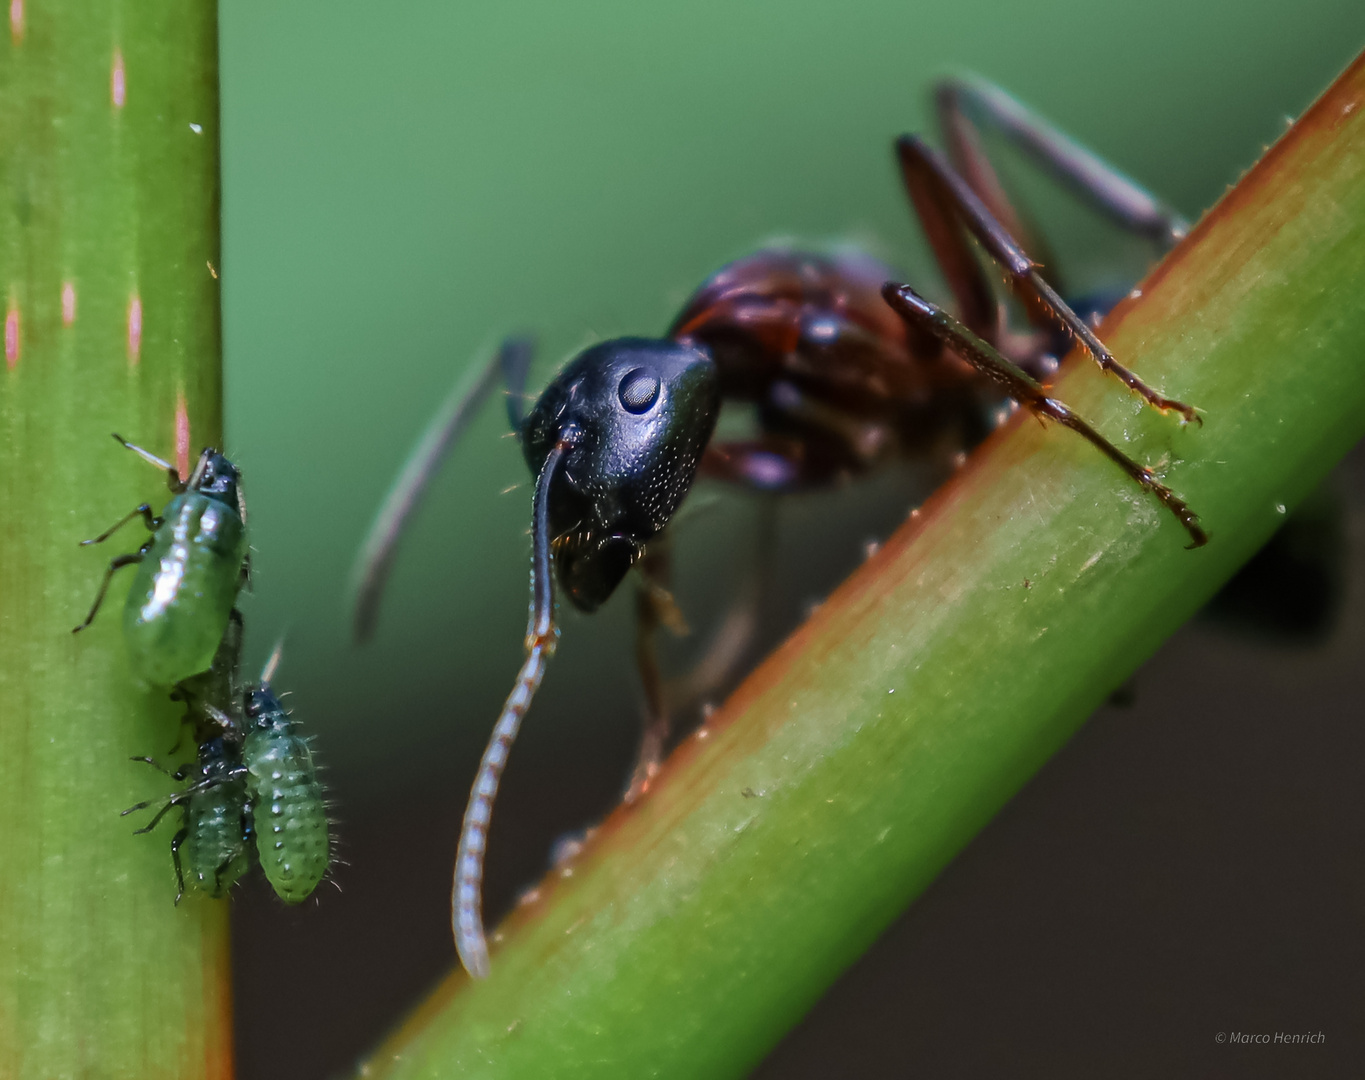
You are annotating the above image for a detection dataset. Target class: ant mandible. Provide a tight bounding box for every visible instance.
[352,74,1207,978]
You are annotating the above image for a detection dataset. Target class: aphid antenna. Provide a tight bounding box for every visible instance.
[112,432,175,474]
[184,447,214,490]
[260,636,287,685]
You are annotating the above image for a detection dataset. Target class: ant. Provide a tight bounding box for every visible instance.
[352,74,1207,978]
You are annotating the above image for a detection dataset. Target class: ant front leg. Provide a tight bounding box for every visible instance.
[664,495,777,717]
[895,135,1199,424]
[882,283,1207,548]
[625,539,688,804]
[351,336,537,643]
[72,552,144,633]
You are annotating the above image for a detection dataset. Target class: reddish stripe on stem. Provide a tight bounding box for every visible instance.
[5,305,18,369]
[175,393,191,482]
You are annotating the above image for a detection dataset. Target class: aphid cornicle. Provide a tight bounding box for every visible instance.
[353,76,1209,977]
[125,612,256,902]
[73,434,249,688]
[240,648,331,905]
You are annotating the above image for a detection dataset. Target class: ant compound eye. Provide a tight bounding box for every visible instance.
[617,368,661,414]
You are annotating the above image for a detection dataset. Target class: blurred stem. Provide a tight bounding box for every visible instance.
[0,4,229,1078]
[364,51,1365,1079]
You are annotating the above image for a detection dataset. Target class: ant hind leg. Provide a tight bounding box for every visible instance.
[895,135,1198,424]
[882,282,1206,548]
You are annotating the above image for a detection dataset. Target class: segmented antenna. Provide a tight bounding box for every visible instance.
[350,338,535,644]
[453,444,562,978]
[112,432,176,473]
[261,638,285,686]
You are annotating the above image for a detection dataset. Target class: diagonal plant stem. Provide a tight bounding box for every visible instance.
[361,50,1365,1079]
[0,3,229,1077]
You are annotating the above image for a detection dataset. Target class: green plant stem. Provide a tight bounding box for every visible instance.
[0,3,228,1077]
[363,51,1365,1079]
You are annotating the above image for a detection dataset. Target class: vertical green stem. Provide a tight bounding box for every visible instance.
[0,3,228,1077]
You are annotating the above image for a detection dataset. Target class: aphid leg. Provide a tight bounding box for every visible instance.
[895,136,1199,424]
[625,541,687,804]
[210,853,238,899]
[128,755,185,778]
[71,553,143,633]
[111,433,184,490]
[123,773,220,832]
[170,826,188,904]
[125,794,184,834]
[200,703,238,739]
[934,75,1188,250]
[882,283,1207,548]
[351,337,537,643]
[79,504,161,546]
[453,443,564,979]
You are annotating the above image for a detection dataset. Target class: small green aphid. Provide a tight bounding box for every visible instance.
[240,646,331,904]
[123,737,256,901]
[73,434,249,687]
[125,612,256,901]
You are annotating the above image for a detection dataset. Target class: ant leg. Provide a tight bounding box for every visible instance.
[895,136,999,347]
[625,540,687,804]
[79,504,160,546]
[111,433,184,491]
[499,336,536,433]
[72,553,143,633]
[453,442,564,979]
[896,136,1198,424]
[170,826,188,904]
[351,336,536,643]
[665,496,777,714]
[700,439,807,492]
[934,76,1188,249]
[883,282,1207,548]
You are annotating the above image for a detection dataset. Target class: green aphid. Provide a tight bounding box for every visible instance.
[74,434,249,687]
[241,647,331,904]
[123,736,256,902]
[175,735,256,899]
[126,613,256,901]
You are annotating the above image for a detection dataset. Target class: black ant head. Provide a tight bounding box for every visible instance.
[521,337,719,611]
[188,449,245,519]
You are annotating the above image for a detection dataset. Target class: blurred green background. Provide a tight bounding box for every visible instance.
[217,1,1365,1076]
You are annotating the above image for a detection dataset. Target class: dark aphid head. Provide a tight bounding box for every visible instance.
[187,448,246,522]
[244,641,288,732]
[520,337,719,611]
